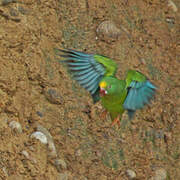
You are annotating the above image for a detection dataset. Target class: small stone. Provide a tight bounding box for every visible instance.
[10,8,19,16]
[152,168,167,180]
[36,124,53,140]
[166,17,175,24]
[75,149,82,156]
[36,124,57,157]
[30,131,48,144]
[44,88,63,104]
[2,167,8,177]
[48,141,57,158]
[9,121,22,133]
[96,20,121,42]
[54,159,67,172]
[21,150,30,159]
[18,6,28,15]
[126,169,136,179]
[168,0,178,12]
[36,111,43,117]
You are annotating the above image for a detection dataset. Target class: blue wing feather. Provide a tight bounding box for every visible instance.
[67,62,90,66]
[74,70,95,81]
[78,72,99,86]
[57,49,106,103]
[123,80,156,111]
[68,64,92,71]
[72,68,93,76]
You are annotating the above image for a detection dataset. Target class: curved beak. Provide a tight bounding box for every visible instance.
[100,87,107,96]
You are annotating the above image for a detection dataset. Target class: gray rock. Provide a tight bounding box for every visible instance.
[21,150,30,159]
[36,124,57,158]
[96,20,121,42]
[10,8,19,16]
[9,121,22,133]
[44,88,63,104]
[126,169,136,179]
[30,131,48,144]
[18,6,29,15]
[54,159,67,172]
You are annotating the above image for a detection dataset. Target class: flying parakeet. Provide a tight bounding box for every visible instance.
[58,49,156,126]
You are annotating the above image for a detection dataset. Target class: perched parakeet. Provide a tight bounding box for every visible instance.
[57,49,156,126]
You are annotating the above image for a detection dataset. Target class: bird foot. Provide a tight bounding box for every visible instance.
[100,110,108,119]
[111,115,120,127]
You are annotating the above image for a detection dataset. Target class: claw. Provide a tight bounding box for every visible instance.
[111,115,120,127]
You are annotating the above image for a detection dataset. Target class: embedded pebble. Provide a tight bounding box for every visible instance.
[36,124,57,157]
[75,149,83,156]
[151,168,167,180]
[2,167,8,177]
[96,20,121,42]
[48,141,57,158]
[18,6,29,15]
[21,150,37,163]
[54,159,67,172]
[30,131,48,144]
[10,8,19,16]
[126,169,136,179]
[21,150,30,159]
[36,124,53,140]
[44,87,63,104]
[168,0,178,12]
[9,121,22,133]
[166,17,175,24]
[36,111,43,117]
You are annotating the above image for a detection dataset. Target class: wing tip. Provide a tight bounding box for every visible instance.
[124,80,157,111]
[146,81,157,90]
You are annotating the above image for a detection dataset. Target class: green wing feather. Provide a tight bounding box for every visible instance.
[94,55,117,76]
[125,70,146,87]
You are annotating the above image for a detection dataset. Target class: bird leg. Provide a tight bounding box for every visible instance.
[111,115,121,127]
[100,109,108,119]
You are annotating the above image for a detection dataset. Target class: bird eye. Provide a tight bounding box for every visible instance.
[107,85,112,89]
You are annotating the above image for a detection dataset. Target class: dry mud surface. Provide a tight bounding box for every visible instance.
[0,0,179,179]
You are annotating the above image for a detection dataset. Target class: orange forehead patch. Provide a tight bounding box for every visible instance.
[99,81,107,88]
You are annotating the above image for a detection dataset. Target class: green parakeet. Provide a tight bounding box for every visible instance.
[57,49,156,126]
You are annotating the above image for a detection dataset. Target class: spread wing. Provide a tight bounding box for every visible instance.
[123,70,156,118]
[57,49,117,103]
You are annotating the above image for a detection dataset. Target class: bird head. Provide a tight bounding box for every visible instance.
[99,78,117,97]
[99,81,108,96]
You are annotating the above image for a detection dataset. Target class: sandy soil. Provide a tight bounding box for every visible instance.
[0,0,179,179]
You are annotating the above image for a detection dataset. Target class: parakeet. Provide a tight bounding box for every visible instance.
[57,49,156,126]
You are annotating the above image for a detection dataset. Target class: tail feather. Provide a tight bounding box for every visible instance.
[127,110,136,119]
